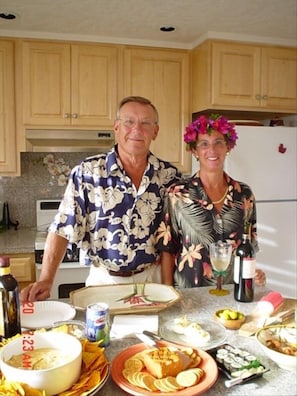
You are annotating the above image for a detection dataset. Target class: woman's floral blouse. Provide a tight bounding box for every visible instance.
[156,172,259,288]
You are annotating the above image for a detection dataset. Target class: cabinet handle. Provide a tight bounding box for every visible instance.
[64,113,70,118]
[262,95,268,100]
[72,113,78,119]
[255,94,261,100]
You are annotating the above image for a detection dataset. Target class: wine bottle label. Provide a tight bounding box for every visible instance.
[234,257,256,283]
[0,267,11,276]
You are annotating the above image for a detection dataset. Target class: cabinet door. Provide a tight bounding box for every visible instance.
[124,48,190,173]
[23,41,71,126]
[261,47,297,111]
[71,44,118,127]
[212,42,262,107]
[0,40,17,175]
[8,253,35,290]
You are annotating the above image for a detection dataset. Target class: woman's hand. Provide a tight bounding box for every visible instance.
[255,269,266,286]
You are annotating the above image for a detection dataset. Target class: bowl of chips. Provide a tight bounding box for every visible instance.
[0,332,82,396]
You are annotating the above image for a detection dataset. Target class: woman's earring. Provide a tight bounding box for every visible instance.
[196,156,199,162]
[226,152,230,156]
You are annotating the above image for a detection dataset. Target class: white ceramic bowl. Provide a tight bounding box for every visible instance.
[0,332,82,395]
[256,325,297,371]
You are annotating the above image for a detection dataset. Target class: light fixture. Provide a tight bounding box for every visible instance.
[160,26,175,32]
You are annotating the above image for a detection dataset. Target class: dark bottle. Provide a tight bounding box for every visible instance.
[234,224,256,302]
[0,256,21,338]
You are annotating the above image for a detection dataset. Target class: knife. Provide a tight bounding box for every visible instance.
[225,369,270,388]
[135,332,159,348]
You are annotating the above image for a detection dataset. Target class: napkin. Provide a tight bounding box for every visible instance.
[110,314,159,339]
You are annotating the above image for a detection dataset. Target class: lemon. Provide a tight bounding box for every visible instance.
[229,311,238,320]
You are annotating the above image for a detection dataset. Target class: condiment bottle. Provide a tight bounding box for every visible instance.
[0,256,21,338]
[233,223,256,302]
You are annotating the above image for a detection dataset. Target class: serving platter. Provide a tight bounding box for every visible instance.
[20,300,76,329]
[111,343,218,396]
[159,318,227,350]
[70,283,182,314]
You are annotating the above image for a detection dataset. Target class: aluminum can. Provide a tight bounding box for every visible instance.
[86,302,110,346]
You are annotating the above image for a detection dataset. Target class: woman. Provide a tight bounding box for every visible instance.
[157,114,266,288]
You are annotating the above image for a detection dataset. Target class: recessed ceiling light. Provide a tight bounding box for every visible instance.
[0,12,17,20]
[160,26,175,32]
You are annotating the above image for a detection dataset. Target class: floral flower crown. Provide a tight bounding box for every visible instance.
[184,114,238,151]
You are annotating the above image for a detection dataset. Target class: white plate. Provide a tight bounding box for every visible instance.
[159,317,227,350]
[21,301,76,329]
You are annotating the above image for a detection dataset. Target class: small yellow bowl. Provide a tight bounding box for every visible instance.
[214,308,245,330]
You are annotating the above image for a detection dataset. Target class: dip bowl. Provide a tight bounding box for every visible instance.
[214,308,245,330]
[0,331,82,395]
[256,324,297,371]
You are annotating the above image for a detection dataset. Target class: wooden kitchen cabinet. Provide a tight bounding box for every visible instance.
[7,253,35,290]
[0,39,18,175]
[22,40,119,128]
[191,40,297,115]
[123,47,191,174]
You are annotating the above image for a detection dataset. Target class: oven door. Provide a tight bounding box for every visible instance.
[35,263,89,299]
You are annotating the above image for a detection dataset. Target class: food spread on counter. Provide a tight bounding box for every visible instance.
[122,345,204,392]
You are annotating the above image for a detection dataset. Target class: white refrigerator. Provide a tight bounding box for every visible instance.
[225,126,297,299]
[191,125,297,298]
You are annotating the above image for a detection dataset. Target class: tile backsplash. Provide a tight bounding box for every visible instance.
[0,152,94,229]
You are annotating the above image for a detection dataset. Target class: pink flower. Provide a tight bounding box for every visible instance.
[184,114,238,151]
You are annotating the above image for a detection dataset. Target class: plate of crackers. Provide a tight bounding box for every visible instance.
[111,342,218,395]
[0,330,109,396]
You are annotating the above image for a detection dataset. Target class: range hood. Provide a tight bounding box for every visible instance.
[25,129,115,152]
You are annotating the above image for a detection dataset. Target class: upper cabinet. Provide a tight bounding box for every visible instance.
[0,39,18,175]
[22,41,119,128]
[191,40,297,115]
[123,47,191,174]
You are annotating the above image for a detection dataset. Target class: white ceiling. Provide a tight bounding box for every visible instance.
[0,0,296,49]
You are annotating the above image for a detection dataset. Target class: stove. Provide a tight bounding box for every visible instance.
[35,200,89,299]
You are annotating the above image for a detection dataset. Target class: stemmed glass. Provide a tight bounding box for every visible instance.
[209,241,232,296]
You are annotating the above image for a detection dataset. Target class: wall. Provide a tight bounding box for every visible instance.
[0,152,94,229]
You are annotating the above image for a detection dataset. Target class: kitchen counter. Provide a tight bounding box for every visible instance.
[0,228,35,254]
[73,284,296,396]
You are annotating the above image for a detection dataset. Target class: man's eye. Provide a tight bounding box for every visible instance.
[124,120,134,127]
[141,121,151,128]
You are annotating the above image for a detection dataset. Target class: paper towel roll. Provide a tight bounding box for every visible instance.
[253,291,284,316]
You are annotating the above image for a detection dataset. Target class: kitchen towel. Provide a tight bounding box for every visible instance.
[110,314,158,339]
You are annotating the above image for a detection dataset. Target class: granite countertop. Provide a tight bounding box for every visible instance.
[71,285,296,396]
[0,228,36,254]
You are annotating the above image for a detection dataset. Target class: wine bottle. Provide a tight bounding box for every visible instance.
[234,223,256,302]
[0,256,21,338]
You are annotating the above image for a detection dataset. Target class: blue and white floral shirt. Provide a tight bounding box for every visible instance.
[49,146,181,271]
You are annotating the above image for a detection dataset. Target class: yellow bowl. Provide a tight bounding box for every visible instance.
[214,308,245,330]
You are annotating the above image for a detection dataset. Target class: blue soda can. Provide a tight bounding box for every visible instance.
[86,302,110,346]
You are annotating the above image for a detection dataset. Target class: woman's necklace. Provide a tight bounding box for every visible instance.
[212,186,228,204]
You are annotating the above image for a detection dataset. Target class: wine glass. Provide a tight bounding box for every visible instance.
[209,241,232,296]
